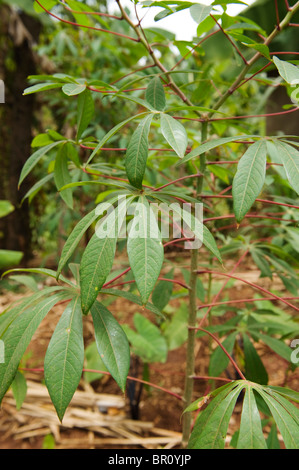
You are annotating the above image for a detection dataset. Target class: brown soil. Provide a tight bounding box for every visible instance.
[0,259,298,450]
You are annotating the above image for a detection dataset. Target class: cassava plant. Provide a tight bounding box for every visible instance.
[1,0,299,449]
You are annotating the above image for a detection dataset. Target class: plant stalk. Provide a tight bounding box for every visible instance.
[181,121,208,447]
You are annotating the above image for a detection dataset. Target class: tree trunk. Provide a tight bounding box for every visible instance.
[0,6,41,263]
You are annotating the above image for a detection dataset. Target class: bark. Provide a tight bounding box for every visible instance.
[0,6,41,262]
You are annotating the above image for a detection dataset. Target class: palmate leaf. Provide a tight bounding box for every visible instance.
[0,291,71,404]
[125,114,153,189]
[127,197,164,304]
[188,382,243,449]
[80,197,132,314]
[232,140,267,223]
[44,296,84,421]
[187,379,299,449]
[91,301,130,392]
[255,387,299,449]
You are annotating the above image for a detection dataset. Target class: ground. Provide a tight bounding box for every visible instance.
[0,253,298,449]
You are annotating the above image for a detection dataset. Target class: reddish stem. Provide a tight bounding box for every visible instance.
[20,367,183,401]
[198,296,299,309]
[196,270,299,312]
[34,0,139,42]
[195,328,246,380]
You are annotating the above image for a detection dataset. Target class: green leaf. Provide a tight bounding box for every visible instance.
[190,4,212,24]
[57,209,98,280]
[62,83,86,96]
[170,204,222,263]
[152,268,174,311]
[0,292,69,404]
[271,140,299,195]
[127,197,164,304]
[266,423,280,449]
[54,144,73,209]
[0,200,14,218]
[23,83,62,95]
[178,135,257,166]
[160,114,188,158]
[250,331,292,363]
[0,286,67,338]
[33,0,58,13]
[11,371,27,410]
[100,288,164,319]
[145,77,166,111]
[268,386,299,404]
[85,113,148,165]
[80,197,131,314]
[123,313,167,363]
[237,385,267,449]
[125,114,153,189]
[208,331,237,377]
[19,140,65,187]
[44,296,84,421]
[273,56,299,85]
[243,333,268,385]
[91,301,130,392]
[188,383,243,449]
[232,140,267,223]
[255,387,299,449]
[2,267,74,287]
[76,89,94,141]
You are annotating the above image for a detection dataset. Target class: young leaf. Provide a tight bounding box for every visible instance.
[125,114,153,189]
[145,76,166,111]
[76,89,94,140]
[232,140,267,223]
[80,197,130,314]
[273,56,299,85]
[127,197,164,304]
[54,144,73,209]
[44,296,84,421]
[91,301,130,392]
[190,4,212,24]
[237,385,267,449]
[0,292,70,404]
[62,83,86,96]
[271,140,299,195]
[160,113,188,158]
